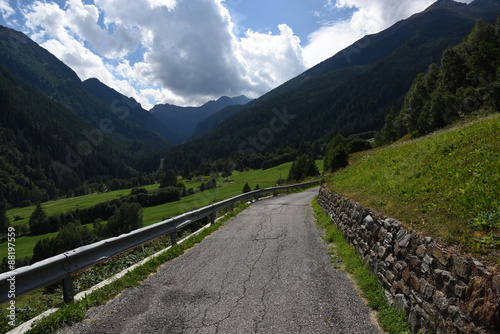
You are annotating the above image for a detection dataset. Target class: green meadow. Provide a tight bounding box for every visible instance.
[2,161,323,259]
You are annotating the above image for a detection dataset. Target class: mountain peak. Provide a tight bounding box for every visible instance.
[428,0,467,9]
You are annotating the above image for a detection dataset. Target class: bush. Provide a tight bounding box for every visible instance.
[106,202,143,237]
[349,138,372,153]
[324,135,349,172]
[287,155,319,182]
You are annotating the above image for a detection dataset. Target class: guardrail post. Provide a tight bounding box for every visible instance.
[210,212,215,225]
[170,231,177,245]
[62,276,74,304]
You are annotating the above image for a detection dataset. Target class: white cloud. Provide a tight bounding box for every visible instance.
[237,24,306,94]
[0,0,14,19]
[303,0,436,67]
[21,0,307,106]
[17,0,470,108]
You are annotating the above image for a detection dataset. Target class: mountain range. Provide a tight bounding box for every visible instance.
[0,0,499,207]
[151,95,252,144]
[165,0,500,168]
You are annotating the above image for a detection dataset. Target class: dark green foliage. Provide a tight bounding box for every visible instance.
[0,27,167,152]
[0,28,165,208]
[130,187,148,196]
[349,138,372,153]
[242,182,251,193]
[29,203,48,235]
[378,20,500,144]
[0,207,10,238]
[106,202,143,237]
[82,78,176,144]
[324,135,349,172]
[31,222,96,263]
[287,155,319,182]
[176,182,187,197]
[205,178,217,191]
[180,162,194,179]
[160,170,178,188]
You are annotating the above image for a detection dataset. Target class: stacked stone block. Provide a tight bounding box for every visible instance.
[318,187,500,333]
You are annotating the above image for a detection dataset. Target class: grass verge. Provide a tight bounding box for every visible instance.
[23,203,249,334]
[311,196,411,334]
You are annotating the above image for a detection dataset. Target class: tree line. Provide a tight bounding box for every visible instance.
[375,20,500,145]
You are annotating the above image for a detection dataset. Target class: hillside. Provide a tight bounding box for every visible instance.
[165,0,500,169]
[376,18,500,144]
[0,65,141,207]
[0,25,168,152]
[187,104,249,141]
[83,78,176,144]
[151,95,252,144]
[327,113,500,260]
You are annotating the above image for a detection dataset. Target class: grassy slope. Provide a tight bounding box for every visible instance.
[327,114,500,259]
[2,161,323,258]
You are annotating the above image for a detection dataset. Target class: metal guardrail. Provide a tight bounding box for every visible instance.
[0,180,320,304]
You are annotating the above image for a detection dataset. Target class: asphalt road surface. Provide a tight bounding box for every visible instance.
[59,187,381,333]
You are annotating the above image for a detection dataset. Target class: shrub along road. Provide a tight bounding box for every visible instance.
[58,187,380,333]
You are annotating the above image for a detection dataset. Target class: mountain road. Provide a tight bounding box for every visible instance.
[58,187,381,333]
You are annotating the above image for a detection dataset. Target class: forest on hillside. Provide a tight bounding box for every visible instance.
[376,19,500,144]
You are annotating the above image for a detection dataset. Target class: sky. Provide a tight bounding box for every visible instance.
[0,0,472,109]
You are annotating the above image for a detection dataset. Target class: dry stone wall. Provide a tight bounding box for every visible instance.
[317,186,500,334]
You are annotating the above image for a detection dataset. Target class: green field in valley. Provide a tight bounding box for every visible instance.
[2,161,323,259]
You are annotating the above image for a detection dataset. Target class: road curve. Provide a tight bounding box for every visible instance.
[59,187,381,333]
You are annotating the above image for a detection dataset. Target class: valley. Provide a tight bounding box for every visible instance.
[1,0,500,332]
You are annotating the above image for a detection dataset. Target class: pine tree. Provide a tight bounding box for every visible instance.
[106,202,143,237]
[160,169,178,188]
[324,135,349,172]
[0,207,11,238]
[242,182,251,193]
[29,203,48,235]
[287,162,297,182]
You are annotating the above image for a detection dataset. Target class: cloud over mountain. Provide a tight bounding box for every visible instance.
[11,0,472,108]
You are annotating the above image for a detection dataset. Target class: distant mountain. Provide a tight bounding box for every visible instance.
[0,25,169,152]
[151,95,252,144]
[83,78,176,144]
[165,0,500,168]
[187,103,251,141]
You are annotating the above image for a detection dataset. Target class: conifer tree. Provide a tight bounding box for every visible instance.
[29,203,48,235]
[0,207,11,239]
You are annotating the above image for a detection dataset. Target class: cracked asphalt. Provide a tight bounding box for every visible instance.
[58,187,381,333]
